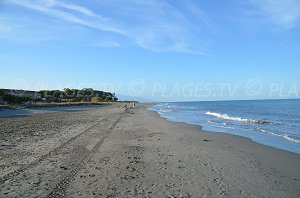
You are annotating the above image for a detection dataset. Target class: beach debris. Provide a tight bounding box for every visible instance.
[60,166,68,170]
[203,139,212,142]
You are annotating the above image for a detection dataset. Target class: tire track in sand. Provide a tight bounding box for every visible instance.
[47,111,125,198]
[0,115,114,185]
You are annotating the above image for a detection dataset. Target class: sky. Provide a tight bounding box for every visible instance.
[0,0,300,102]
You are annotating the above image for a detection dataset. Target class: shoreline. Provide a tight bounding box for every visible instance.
[148,106,300,156]
[144,105,300,195]
[148,102,300,154]
[147,105,300,162]
[1,104,299,197]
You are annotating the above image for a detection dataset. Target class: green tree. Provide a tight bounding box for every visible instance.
[3,94,33,104]
[53,90,62,102]
[45,90,55,98]
[91,96,100,103]
[0,90,5,97]
[35,88,118,103]
[38,90,46,98]
[78,88,94,101]
[63,88,73,97]
[63,88,75,101]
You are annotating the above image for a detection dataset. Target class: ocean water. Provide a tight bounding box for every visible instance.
[149,99,300,154]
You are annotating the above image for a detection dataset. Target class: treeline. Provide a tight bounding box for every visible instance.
[39,88,118,102]
[0,88,118,104]
[0,90,34,104]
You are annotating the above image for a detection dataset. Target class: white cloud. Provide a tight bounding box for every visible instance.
[9,0,125,34]
[97,0,210,54]
[4,0,211,54]
[184,0,211,25]
[249,0,300,28]
[59,2,98,17]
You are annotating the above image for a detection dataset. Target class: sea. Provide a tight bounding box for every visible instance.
[149,99,300,154]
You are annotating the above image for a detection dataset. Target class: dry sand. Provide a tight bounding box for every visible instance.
[0,104,299,197]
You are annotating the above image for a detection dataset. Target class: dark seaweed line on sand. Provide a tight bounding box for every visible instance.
[0,115,113,185]
[47,111,125,198]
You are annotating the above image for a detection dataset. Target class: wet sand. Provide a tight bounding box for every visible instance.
[0,104,299,197]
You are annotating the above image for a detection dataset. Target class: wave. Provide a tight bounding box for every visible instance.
[205,111,268,124]
[283,135,300,143]
[258,129,300,143]
[159,108,174,113]
[155,103,178,114]
[207,120,228,126]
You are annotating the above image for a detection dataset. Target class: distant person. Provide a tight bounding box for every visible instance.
[130,102,135,108]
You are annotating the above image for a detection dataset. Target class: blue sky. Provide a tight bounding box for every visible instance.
[0,0,299,101]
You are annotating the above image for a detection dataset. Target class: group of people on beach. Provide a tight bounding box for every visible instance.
[123,102,135,109]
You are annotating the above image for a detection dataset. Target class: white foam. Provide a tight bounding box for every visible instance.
[259,129,300,144]
[157,104,177,114]
[215,125,235,129]
[205,111,267,124]
[283,135,300,143]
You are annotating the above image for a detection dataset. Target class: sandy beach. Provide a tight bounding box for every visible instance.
[0,104,299,197]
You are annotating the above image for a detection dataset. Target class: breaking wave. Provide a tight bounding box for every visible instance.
[205,112,268,124]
